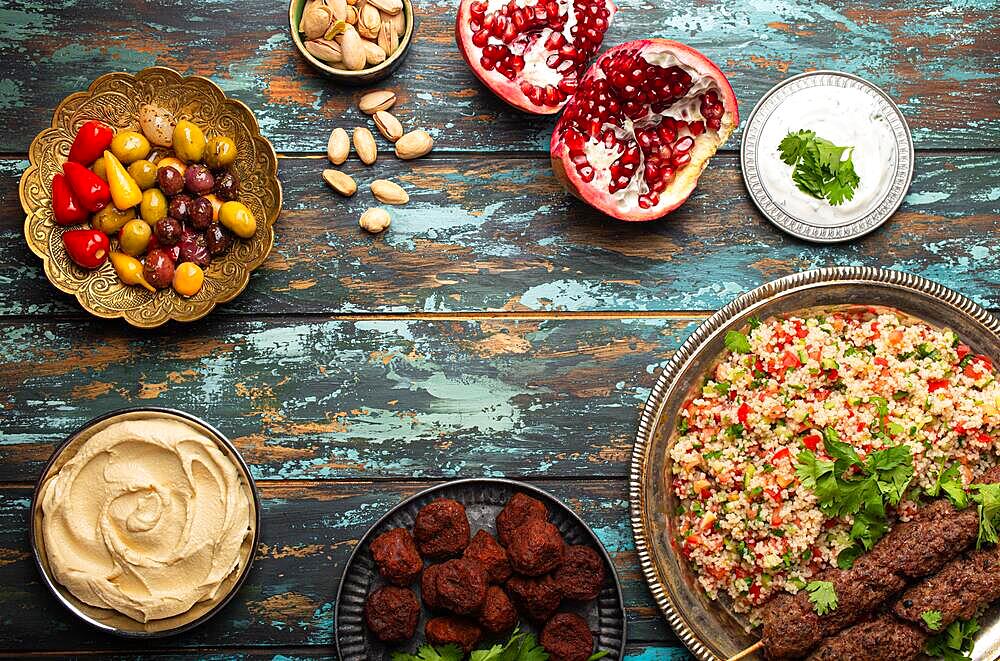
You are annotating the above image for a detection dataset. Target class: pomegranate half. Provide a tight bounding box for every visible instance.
[551,39,739,221]
[456,0,617,114]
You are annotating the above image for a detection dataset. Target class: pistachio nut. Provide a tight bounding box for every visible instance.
[353,127,378,165]
[327,127,350,164]
[373,110,403,142]
[338,25,367,70]
[395,129,434,160]
[388,9,405,36]
[378,19,399,56]
[358,89,396,114]
[323,19,348,40]
[301,1,333,39]
[326,0,348,21]
[306,38,343,64]
[345,5,357,24]
[371,179,409,205]
[363,39,386,66]
[369,0,403,14]
[322,169,358,197]
[358,3,382,39]
[360,207,391,233]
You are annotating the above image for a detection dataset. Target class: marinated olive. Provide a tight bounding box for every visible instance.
[91,205,135,235]
[119,218,152,256]
[172,262,205,297]
[213,170,239,201]
[128,159,159,190]
[204,136,237,170]
[189,196,214,230]
[157,157,187,176]
[218,201,256,239]
[168,194,193,223]
[91,157,107,181]
[154,217,183,246]
[204,222,232,256]
[143,249,175,289]
[140,188,168,225]
[157,165,185,196]
[110,130,151,165]
[185,164,215,195]
[203,193,223,221]
[178,230,211,267]
[147,235,181,262]
[172,120,206,163]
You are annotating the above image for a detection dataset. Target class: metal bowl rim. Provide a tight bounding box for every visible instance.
[334,477,628,659]
[628,267,1000,661]
[28,406,262,638]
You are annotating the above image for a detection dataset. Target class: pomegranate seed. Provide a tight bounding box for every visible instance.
[472,29,489,47]
[689,121,705,136]
[674,136,694,154]
[673,152,691,168]
[707,117,722,130]
[578,165,595,182]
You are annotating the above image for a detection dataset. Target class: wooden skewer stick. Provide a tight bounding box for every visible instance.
[726,640,764,661]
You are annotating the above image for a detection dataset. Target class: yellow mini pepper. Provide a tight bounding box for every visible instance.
[109,252,155,292]
[102,150,142,210]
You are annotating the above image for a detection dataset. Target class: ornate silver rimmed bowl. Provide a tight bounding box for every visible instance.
[629,268,1000,661]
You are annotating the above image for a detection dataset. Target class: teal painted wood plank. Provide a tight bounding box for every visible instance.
[2,154,998,317]
[0,480,677,650]
[0,317,693,482]
[0,0,996,152]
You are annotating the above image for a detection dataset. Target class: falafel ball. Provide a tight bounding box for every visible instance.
[554,545,605,601]
[421,563,443,611]
[414,498,471,558]
[435,558,488,614]
[496,492,548,547]
[507,518,565,576]
[364,586,420,642]
[369,527,423,586]
[478,585,518,635]
[463,529,512,584]
[425,616,482,653]
[506,573,562,622]
[540,613,594,661]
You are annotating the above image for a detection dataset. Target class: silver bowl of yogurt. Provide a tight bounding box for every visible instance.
[29,407,261,637]
[741,71,914,242]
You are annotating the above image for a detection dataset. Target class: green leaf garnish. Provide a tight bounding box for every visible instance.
[779,130,860,206]
[922,610,944,631]
[804,580,838,615]
[925,617,980,661]
[724,330,752,354]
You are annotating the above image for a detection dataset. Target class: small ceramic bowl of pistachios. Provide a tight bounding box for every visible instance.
[290,0,415,84]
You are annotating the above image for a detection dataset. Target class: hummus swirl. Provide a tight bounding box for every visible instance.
[39,418,253,623]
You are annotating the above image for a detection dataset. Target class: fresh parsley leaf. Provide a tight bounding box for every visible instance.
[714,381,731,397]
[804,580,838,615]
[922,610,944,631]
[778,130,860,206]
[724,330,752,354]
[971,482,1000,548]
[468,629,549,661]
[392,644,465,661]
[748,316,762,330]
[927,460,969,509]
[836,543,863,569]
[925,618,980,661]
[726,423,744,439]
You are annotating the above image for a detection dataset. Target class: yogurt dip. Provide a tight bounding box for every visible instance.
[38,416,253,623]
[755,85,899,226]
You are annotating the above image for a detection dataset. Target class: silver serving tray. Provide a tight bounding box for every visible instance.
[629,268,1000,660]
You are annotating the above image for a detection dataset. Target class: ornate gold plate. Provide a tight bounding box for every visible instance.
[20,67,282,328]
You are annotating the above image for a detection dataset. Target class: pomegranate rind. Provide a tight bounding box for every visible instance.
[456,0,618,115]
[551,38,739,221]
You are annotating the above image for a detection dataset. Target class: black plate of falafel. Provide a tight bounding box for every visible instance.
[335,478,626,661]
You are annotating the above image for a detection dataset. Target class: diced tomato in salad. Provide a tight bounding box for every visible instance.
[927,379,949,392]
[737,402,750,424]
[781,350,800,369]
[802,434,821,451]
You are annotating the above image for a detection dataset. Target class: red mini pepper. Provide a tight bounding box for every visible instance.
[63,161,110,212]
[51,172,89,225]
[68,119,114,166]
[62,229,109,269]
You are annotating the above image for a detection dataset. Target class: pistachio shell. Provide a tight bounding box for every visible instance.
[395,129,433,160]
[358,89,396,114]
[363,39,387,66]
[360,207,391,233]
[327,127,351,164]
[338,25,367,71]
[305,38,343,64]
[389,9,405,36]
[358,3,382,39]
[322,169,357,197]
[370,179,409,204]
[353,127,378,165]
[301,1,333,39]
[369,0,403,15]
[326,0,348,21]
[373,110,403,142]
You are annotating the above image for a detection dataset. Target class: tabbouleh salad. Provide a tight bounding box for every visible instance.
[668,307,999,621]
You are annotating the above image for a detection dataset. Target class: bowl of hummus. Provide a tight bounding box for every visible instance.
[30,408,260,636]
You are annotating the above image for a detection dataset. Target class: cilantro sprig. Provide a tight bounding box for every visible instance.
[926,460,969,509]
[971,482,1000,548]
[392,644,465,661]
[804,580,838,615]
[921,610,944,631]
[925,617,980,661]
[779,130,861,206]
[392,629,609,661]
[794,427,914,568]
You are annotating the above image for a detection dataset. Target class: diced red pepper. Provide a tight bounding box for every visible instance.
[770,448,791,464]
[927,379,949,392]
[803,434,821,451]
[781,350,800,369]
[874,356,889,368]
[956,344,971,361]
[699,488,712,500]
[737,403,750,424]
[765,488,782,503]
[827,368,839,381]
[964,355,993,379]
[748,582,762,603]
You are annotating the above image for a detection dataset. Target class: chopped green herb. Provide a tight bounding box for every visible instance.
[748,316,762,330]
[392,644,465,661]
[971,482,1000,548]
[804,580,838,615]
[924,618,980,661]
[714,381,731,397]
[677,417,689,435]
[778,130,860,206]
[926,460,968,509]
[916,343,940,360]
[921,610,944,631]
[725,330,752,354]
[726,423,744,439]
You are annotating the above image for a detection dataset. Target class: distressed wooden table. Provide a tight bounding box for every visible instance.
[1,0,997,658]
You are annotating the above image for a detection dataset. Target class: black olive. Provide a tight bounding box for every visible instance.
[903,599,913,608]
[157,166,184,196]
[213,170,239,201]
[189,196,214,230]
[185,164,215,195]
[154,217,183,246]
[205,222,232,256]
[168,194,193,222]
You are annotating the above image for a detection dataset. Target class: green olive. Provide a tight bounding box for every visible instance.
[110,130,151,165]
[172,120,206,163]
[119,218,152,256]
[91,205,135,235]
[91,157,107,181]
[218,201,256,239]
[140,188,168,225]
[204,136,238,169]
[128,159,159,190]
